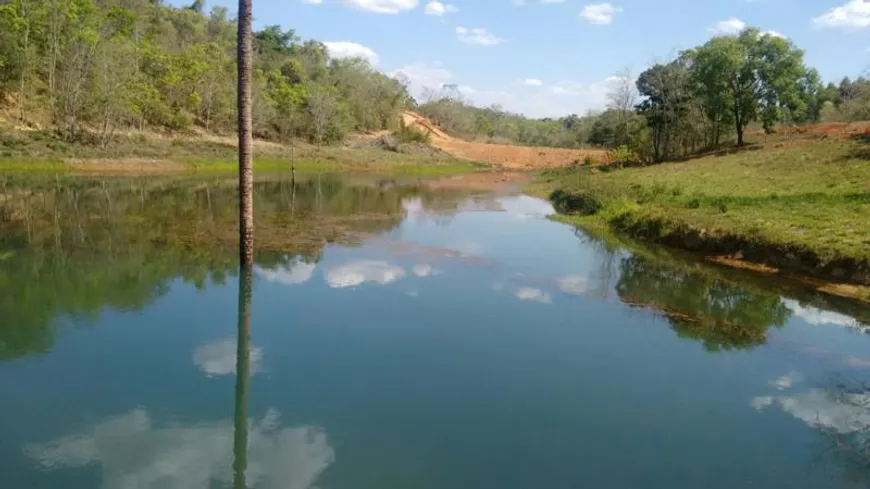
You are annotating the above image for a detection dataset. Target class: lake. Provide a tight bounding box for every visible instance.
[2,172,870,489]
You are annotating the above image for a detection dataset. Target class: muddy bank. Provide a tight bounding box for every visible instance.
[550,196,870,303]
[608,213,870,286]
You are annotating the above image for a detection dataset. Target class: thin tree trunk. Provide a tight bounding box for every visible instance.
[18,0,29,122]
[237,0,254,268]
[233,265,252,489]
[48,0,58,117]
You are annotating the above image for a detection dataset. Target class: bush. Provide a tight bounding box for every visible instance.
[394,122,431,144]
[607,145,639,168]
[550,189,603,216]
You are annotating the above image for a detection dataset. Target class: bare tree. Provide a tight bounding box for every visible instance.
[607,68,637,147]
[307,86,339,145]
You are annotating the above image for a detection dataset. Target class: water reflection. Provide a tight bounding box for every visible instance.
[752,374,870,483]
[255,258,317,286]
[783,299,870,333]
[22,407,334,489]
[234,266,253,489]
[193,339,263,377]
[5,173,870,488]
[615,254,791,351]
[2,173,867,362]
[325,260,407,289]
[22,266,334,489]
[0,174,473,360]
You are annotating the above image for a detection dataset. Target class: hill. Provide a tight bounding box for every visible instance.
[402,111,607,170]
[538,123,870,299]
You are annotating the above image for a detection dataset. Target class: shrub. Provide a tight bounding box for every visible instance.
[607,145,638,168]
[394,122,431,144]
[550,189,603,216]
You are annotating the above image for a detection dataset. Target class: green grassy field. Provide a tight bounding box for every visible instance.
[0,127,487,174]
[538,132,870,283]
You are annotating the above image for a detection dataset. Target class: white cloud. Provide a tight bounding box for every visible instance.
[750,396,775,411]
[192,340,264,377]
[708,17,747,35]
[412,263,441,277]
[394,61,617,118]
[464,76,617,118]
[325,260,406,288]
[523,78,544,86]
[557,275,589,295]
[424,0,457,15]
[340,0,418,13]
[456,26,505,46]
[496,194,555,219]
[302,0,324,4]
[782,299,867,332]
[323,41,379,65]
[580,3,623,25]
[769,371,803,390]
[813,0,870,29]
[256,261,316,286]
[24,408,334,489]
[755,390,870,434]
[761,29,786,38]
[515,287,553,304]
[390,62,453,97]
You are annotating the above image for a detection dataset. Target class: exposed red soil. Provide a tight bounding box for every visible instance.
[402,111,607,170]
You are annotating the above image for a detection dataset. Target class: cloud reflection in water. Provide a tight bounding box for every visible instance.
[23,408,334,489]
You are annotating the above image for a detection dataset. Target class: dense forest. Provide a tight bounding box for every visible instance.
[418,30,870,162]
[0,0,411,144]
[1,0,868,162]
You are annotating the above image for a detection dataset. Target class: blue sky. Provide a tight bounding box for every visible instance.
[174,0,869,117]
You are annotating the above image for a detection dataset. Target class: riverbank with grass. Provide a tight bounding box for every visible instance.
[0,128,488,175]
[536,127,870,299]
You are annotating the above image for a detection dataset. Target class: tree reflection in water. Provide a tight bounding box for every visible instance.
[615,255,791,351]
[0,174,472,361]
[234,265,253,489]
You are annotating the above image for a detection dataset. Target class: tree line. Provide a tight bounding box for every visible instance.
[0,0,411,144]
[419,28,869,162]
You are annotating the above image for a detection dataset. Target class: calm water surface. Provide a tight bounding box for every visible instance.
[2,173,870,489]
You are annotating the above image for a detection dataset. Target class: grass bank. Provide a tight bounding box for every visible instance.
[0,128,488,175]
[537,131,870,292]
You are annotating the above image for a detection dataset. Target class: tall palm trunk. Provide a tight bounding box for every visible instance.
[237,0,254,268]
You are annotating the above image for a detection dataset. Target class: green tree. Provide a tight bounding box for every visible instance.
[693,28,813,145]
[265,68,307,140]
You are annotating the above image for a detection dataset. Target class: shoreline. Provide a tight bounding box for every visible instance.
[548,212,870,304]
[0,156,489,176]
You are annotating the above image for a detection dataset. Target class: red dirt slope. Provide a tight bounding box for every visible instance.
[402,111,607,170]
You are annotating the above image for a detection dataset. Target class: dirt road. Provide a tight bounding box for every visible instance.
[402,111,606,170]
